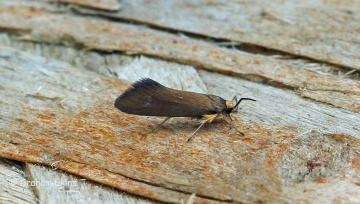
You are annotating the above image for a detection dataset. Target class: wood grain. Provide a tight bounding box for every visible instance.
[0,44,360,203]
[82,0,360,70]
[0,5,358,112]
[60,0,121,11]
[0,0,360,203]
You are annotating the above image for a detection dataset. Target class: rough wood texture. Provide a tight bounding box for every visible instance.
[2,35,358,137]
[0,5,359,113]
[60,0,121,11]
[0,0,120,11]
[25,163,155,204]
[0,0,360,203]
[0,159,37,204]
[0,46,215,203]
[82,0,360,70]
[1,44,360,203]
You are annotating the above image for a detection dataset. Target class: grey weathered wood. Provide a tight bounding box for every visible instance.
[0,35,206,203]
[25,164,155,204]
[0,42,158,203]
[198,70,360,139]
[108,56,207,93]
[6,34,359,138]
[0,4,358,112]
[0,0,359,203]
[0,34,206,93]
[98,0,360,70]
[1,35,360,203]
[0,159,37,204]
[59,0,121,11]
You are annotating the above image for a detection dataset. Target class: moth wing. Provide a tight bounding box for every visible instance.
[114,78,226,117]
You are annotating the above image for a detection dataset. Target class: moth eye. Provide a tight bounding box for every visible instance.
[226,108,233,114]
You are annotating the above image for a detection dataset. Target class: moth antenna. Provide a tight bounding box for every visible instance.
[234,98,256,109]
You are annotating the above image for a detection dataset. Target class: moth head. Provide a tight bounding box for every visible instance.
[225,97,257,115]
[225,100,235,114]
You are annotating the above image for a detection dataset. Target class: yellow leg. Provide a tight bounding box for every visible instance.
[187,114,218,142]
[146,117,171,134]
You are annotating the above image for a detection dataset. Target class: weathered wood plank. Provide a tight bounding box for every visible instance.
[25,164,156,204]
[0,6,358,113]
[82,0,360,70]
[1,43,360,203]
[61,0,121,11]
[0,0,120,11]
[0,46,220,203]
[0,1,360,203]
[1,157,156,204]
[0,159,37,204]
[1,34,358,139]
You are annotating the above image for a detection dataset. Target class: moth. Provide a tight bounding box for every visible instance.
[114,78,255,141]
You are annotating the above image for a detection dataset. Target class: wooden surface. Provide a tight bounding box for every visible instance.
[0,0,360,203]
[79,0,360,70]
[0,2,359,112]
[60,0,121,11]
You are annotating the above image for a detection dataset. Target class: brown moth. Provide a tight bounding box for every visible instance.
[114,78,255,141]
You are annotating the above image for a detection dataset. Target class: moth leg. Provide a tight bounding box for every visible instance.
[225,115,244,135]
[146,117,171,134]
[187,122,206,142]
[187,114,218,142]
